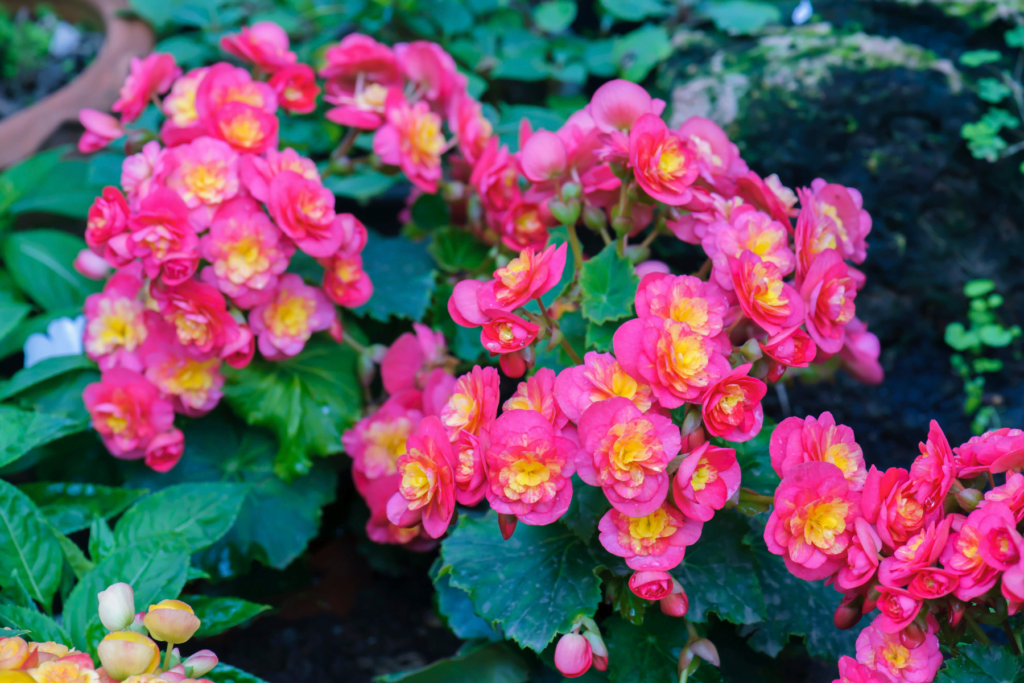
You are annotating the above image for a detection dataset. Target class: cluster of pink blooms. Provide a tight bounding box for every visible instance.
[764,414,1024,683]
[75,24,375,471]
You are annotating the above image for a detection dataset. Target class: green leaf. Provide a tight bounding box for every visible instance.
[55,530,95,580]
[411,193,450,230]
[605,611,690,683]
[604,574,648,626]
[534,1,577,33]
[440,510,603,652]
[0,356,97,402]
[561,476,612,543]
[496,105,566,151]
[19,482,147,535]
[0,604,70,644]
[8,159,105,218]
[1,230,102,311]
[0,479,63,610]
[964,279,995,299]
[600,0,670,22]
[223,337,362,479]
[945,322,979,352]
[88,517,115,564]
[580,245,638,324]
[960,49,1002,67]
[155,34,217,69]
[64,535,191,655]
[612,25,672,82]
[183,595,271,639]
[670,511,766,625]
[1007,26,1024,48]
[206,663,273,683]
[0,405,85,469]
[978,78,1013,103]
[429,227,492,273]
[0,301,31,347]
[0,148,64,215]
[324,170,398,202]
[432,562,502,641]
[980,323,1015,347]
[114,483,247,553]
[355,232,437,323]
[935,643,1023,683]
[585,320,618,353]
[375,643,530,683]
[699,0,781,35]
[718,418,778,495]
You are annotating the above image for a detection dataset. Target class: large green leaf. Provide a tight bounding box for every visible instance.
[698,0,781,35]
[1,230,102,311]
[0,479,62,609]
[579,245,638,325]
[534,1,577,33]
[223,337,362,479]
[600,0,670,22]
[0,148,64,214]
[0,356,97,402]
[19,482,147,535]
[64,535,191,655]
[0,604,70,644]
[431,561,502,641]
[612,25,672,82]
[0,405,87,469]
[376,643,530,683]
[605,611,691,683]
[324,170,399,202]
[670,511,766,625]
[0,302,31,347]
[429,227,492,274]
[716,418,778,496]
[114,483,247,553]
[561,476,611,543]
[440,510,603,652]
[935,643,1023,683]
[206,664,273,683]
[355,232,437,322]
[183,594,271,639]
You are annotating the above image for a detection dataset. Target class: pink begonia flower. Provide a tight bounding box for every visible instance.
[161,67,211,147]
[209,101,280,154]
[239,147,319,203]
[452,430,487,506]
[676,116,747,195]
[85,187,131,267]
[125,188,199,286]
[160,136,240,228]
[908,420,956,507]
[672,441,741,522]
[78,109,124,153]
[799,249,857,354]
[863,467,938,551]
[267,170,345,257]
[343,392,424,482]
[480,310,539,359]
[270,64,320,114]
[141,323,224,417]
[628,114,699,206]
[554,633,592,679]
[770,412,866,490]
[877,517,952,587]
[394,41,466,110]
[500,201,552,252]
[440,365,500,440]
[588,79,666,135]
[387,416,457,539]
[855,614,942,683]
[980,472,1024,522]
[667,192,753,244]
[729,250,805,337]
[112,53,181,123]
[359,465,437,551]
[954,427,1024,478]
[484,409,576,525]
[800,179,872,266]
[761,327,817,369]
[320,34,402,87]
[700,363,766,442]
[703,210,795,291]
[520,130,567,183]
[145,428,185,473]
[83,368,175,459]
[833,655,890,683]
[448,93,493,165]
[836,517,883,591]
[421,368,456,420]
[322,254,373,309]
[940,506,1002,601]
[122,141,164,210]
[597,500,702,571]
[628,570,675,600]
[470,139,521,214]
[975,501,1022,571]
[554,351,654,424]
[634,272,730,351]
[220,22,296,73]
[839,316,884,385]
[577,396,679,516]
[75,248,112,280]
[84,268,148,371]
[735,170,798,226]
[1003,562,1024,616]
[635,260,670,278]
[249,274,336,360]
[875,587,922,633]
[764,461,862,581]
[199,196,295,309]
[503,368,568,431]
[380,323,447,396]
[613,316,731,409]
[151,278,248,361]
[373,90,446,193]
[196,62,277,121]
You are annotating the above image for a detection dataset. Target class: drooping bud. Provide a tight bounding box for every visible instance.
[690,638,720,667]
[184,650,219,678]
[165,647,182,670]
[955,487,983,512]
[900,620,927,649]
[98,582,136,632]
[680,409,705,455]
[583,630,608,672]
[624,245,650,264]
[561,181,581,200]
[128,612,148,634]
[329,318,344,344]
[554,633,592,678]
[948,598,966,628]
[582,204,607,232]
[74,249,112,280]
[143,600,201,645]
[441,181,465,203]
[660,580,689,617]
[611,216,633,236]
[96,631,161,680]
[629,571,674,600]
[834,593,865,630]
[677,645,694,677]
[498,513,518,540]
[737,338,763,364]
[549,198,581,227]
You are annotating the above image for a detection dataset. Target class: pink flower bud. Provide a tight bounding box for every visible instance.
[96,631,160,679]
[834,592,865,630]
[899,621,927,649]
[519,130,566,183]
[498,513,518,540]
[143,599,201,644]
[554,633,592,678]
[634,260,671,278]
[74,249,113,280]
[690,638,720,667]
[628,571,674,600]
[583,631,608,672]
[660,581,689,617]
[955,487,983,512]
[97,582,136,632]
[184,650,219,677]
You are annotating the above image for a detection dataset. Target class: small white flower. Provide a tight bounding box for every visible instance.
[792,0,813,25]
[23,315,86,368]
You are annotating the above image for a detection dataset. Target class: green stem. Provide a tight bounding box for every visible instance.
[163,643,176,671]
[616,234,626,257]
[343,332,368,355]
[1004,619,1021,655]
[964,614,992,646]
[537,299,582,364]
[738,490,774,506]
[559,336,583,365]
[566,223,584,277]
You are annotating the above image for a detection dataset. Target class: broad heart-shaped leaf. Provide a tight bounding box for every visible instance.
[0,355,97,402]
[440,510,603,652]
[355,231,437,322]
[742,515,856,660]
[431,560,502,641]
[64,535,191,655]
[223,336,362,479]
[605,611,692,683]
[0,604,70,644]
[8,157,105,219]
[1,230,102,311]
[0,479,62,610]
[612,25,672,82]
[205,664,273,683]
[0,147,63,214]
[935,643,1023,683]
[324,169,398,202]
[114,482,246,553]
[698,0,781,35]
[579,245,638,325]
[376,642,530,683]
[534,0,577,32]
[0,301,31,347]
[561,476,611,543]
[714,417,779,496]
[121,419,336,576]
[182,594,271,639]
[429,227,493,274]
[19,482,147,535]
[585,320,618,353]
[670,510,766,625]
[0,405,87,469]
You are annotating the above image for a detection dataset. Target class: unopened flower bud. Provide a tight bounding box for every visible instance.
[498,513,518,540]
[900,620,927,649]
[660,581,689,617]
[329,318,344,344]
[582,204,607,232]
[834,593,865,630]
[97,631,160,680]
[554,633,592,678]
[629,571,674,600]
[737,338,763,363]
[625,245,650,264]
[184,650,219,678]
[358,352,377,386]
[165,647,182,670]
[955,487,983,512]
[143,600,201,645]
[549,199,581,226]
[98,583,136,632]
[948,598,966,628]
[611,216,632,236]
[690,638,720,667]
[583,631,607,671]
[441,181,465,203]
[677,645,694,676]
[74,249,112,280]
[128,612,148,634]
[561,181,581,200]
[609,161,629,179]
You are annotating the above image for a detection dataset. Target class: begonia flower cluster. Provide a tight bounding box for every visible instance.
[76,25,372,472]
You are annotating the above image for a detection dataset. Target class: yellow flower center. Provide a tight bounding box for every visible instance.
[182,160,229,204]
[669,334,708,380]
[882,642,910,670]
[691,461,717,491]
[106,415,128,434]
[220,109,265,150]
[221,236,269,284]
[87,298,147,356]
[400,454,434,504]
[824,443,850,475]
[509,459,550,491]
[363,418,411,477]
[799,498,850,550]
[669,297,709,332]
[655,139,688,180]
[265,291,314,339]
[628,508,675,540]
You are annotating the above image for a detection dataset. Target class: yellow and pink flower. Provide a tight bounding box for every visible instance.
[210,102,279,154]
[394,41,465,110]
[82,368,175,460]
[220,21,296,73]
[249,274,336,360]
[770,412,866,490]
[628,114,699,206]
[735,170,798,225]
[448,92,492,165]
[676,116,747,196]
[85,187,131,268]
[267,171,345,257]
[160,67,210,146]
[321,253,373,308]
[343,391,424,484]
[553,351,653,424]
[503,368,568,431]
[320,34,401,131]
[597,500,702,571]
[439,365,500,440]
[386,416,457,538]
[150,278,250,361]
[270,64,320,114]
[729,250,805,337]
[84,268,148,371]
[854,614,941,683]
[634,272,731,352]
[141,324,224,417]
[799,249,856,354]
[112,53,180,124]
[373,90,446,193]
[673,442,741,521]
[126,189,199,286]
[161,136,240,228]
[700,363,766,442]
[703,209,794,291]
